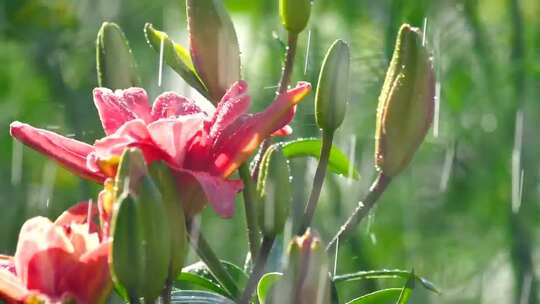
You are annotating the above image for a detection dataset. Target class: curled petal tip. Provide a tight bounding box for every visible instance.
[288,81,312,104]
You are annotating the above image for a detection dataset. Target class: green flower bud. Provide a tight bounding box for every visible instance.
[279,0,311,34]
[315,39,350,133]
[149,162,188,279]
[187,0,241,104]
[96,22,141,89]
[111,148,171,303]
[256,145,292,237]
[375,24,435,177]
[269,229,331,304]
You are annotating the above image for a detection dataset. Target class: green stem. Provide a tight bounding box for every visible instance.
[326,173,391,251]
[160,275,173,304]
[298,131,334,234]
[129,296,140,304]
[187,224,241,299]
[239,164,261,260]
[277,33,299,94]
[238,236,276,304]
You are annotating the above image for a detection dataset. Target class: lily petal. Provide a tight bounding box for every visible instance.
[93,87,152,135]
[176,169,243,218]
[208,80,251,141]
[147,116,205,167]
[10,122,106,183]
[210,81,311,177]
[151,92,204,120]
[0,268,28,303]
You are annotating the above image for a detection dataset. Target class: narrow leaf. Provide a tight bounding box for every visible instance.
[280,138,360,179]
[332,269,440,294]
[396,271,415,304]
[175,272,228,297]
[257,272,282,303]
[346,288,401,304]
[170,290,235,304]
[144,23,210,99]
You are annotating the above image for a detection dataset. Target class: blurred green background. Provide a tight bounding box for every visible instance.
[1,0,539,303]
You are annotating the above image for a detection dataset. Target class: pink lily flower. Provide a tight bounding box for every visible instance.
[10,81,311,217]
[0,202,111,304]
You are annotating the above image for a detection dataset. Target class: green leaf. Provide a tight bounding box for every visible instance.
[332,269,440,294]
[186,0,241,103]
[175,272,228,297]
[257,272,282,303]
[346,288,401,304]
[183,260,248,292]
[96,22,140,89]
[280,138,359,179]
[396,271,415,304]
[144,23,210,99]
[170,290,236,304]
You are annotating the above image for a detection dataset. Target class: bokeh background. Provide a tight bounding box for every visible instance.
[1,0,540,303]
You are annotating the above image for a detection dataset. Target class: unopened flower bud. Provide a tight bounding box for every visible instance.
[256,145,292,237]
[375,24,435,177]
[315,39,350,133]
[96,22,141,89]
[110,148,171,303]
[279,0,311,34]
[269,229,331,304]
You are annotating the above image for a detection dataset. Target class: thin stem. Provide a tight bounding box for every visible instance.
[238,236,276,304]
[187,224,241,299]
[326,173,391,251]
[278,33,299,94]
[298,131,334,234]
[129,296,140,304]
[160,276,173,304]
[239,164,261,260]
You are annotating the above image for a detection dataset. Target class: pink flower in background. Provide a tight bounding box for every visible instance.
[0,202,111,304]
[10,81,311,217]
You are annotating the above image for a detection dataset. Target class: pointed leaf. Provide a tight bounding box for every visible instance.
[332,269,440,294]
[170,290,236,304]
[96,22,141,89]
[175,272,228,297]
[280,138,359,179]
[257,272,282,303]
[396,271,415,304]
[187,0,241,103]
[144,23,210,99]
[346,288,401,304]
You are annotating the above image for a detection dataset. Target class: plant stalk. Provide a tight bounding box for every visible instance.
[238,236,276,304]
[326,173,391,251]
[277,33,298,94]
[187,223,241,299]
[298,131,334,234]
[239,164,261,260]
[160,276,173,304]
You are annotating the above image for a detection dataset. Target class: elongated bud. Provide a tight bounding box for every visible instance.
[375,24,435,177]
[187,0,241,104]
[96,22,141,89]
[144,23,210,100]
[256,145,291,237]
[149,162,188,279]
[279,0,311,34]
[111,148,171,303]
[315,40,350,133]
[269,229,331,304]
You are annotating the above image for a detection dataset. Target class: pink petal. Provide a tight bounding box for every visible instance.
[0,268,28,302]
[207,80,250,140]
[176,169,243,218]
[209,82,311,177]
[147,116,205,168]
[271,124,293,137]
[14,217,72,290]
[93,87,152,135]
[88,119,166,174]
[151,92,204,120]
[10,122,106,183]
